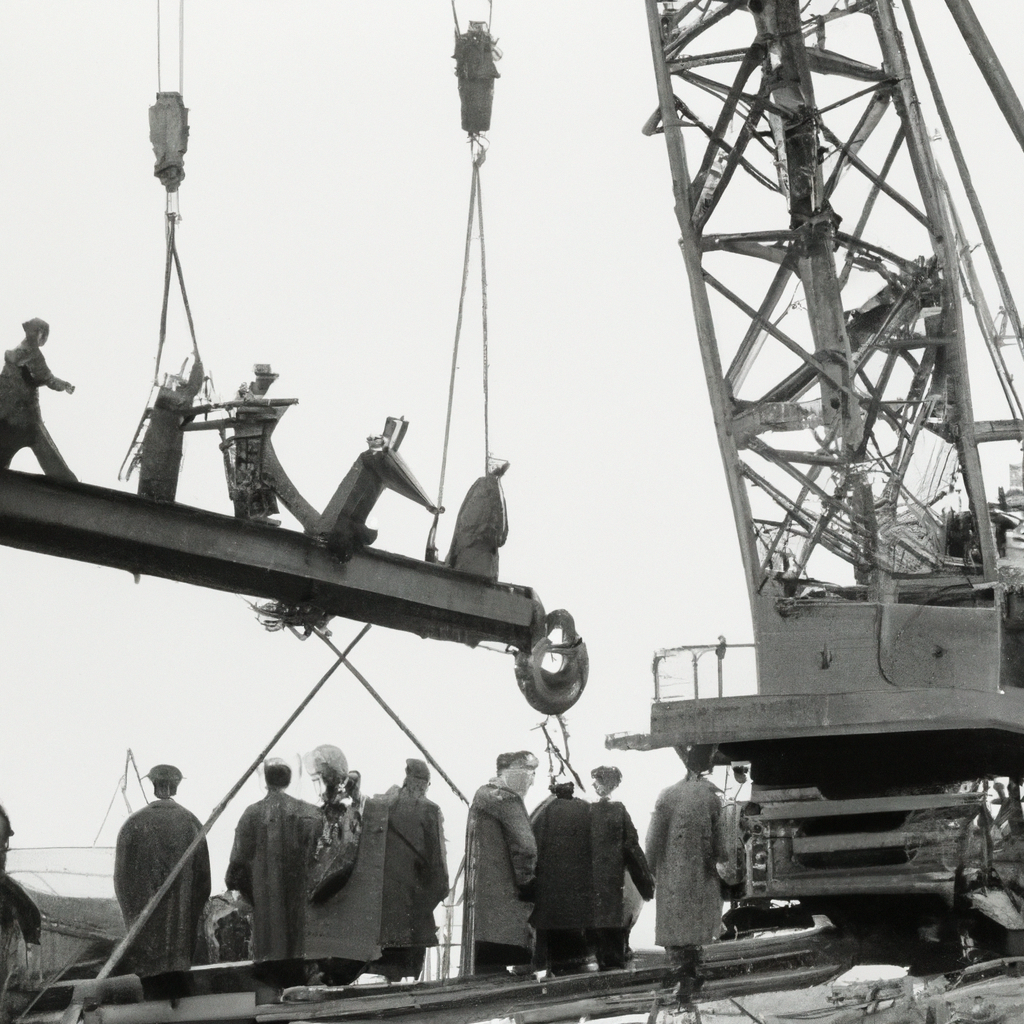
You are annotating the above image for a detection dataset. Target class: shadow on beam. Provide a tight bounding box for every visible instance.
[0,470,539,649]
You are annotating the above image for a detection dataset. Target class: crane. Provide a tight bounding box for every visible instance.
[617,0,1024,965]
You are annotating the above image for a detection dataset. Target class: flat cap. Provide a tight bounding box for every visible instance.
[146,764,183,786]
[496,750,539,773]
[406,758,430,781]
[591,765,622,786]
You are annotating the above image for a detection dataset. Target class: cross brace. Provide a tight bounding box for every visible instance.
[0,470,539,650]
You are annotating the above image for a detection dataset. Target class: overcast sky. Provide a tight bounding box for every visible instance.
[1,1,1023,953]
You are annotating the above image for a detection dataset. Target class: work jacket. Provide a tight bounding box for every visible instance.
[462,779,536,951]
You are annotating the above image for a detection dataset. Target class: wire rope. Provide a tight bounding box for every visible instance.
[178,0,184,95]
[476,150,491,471]
[156,0,162,92]
[156,0,185,93]
[434,153,480,519]
[315,628,468,805]
[153,213,176,387]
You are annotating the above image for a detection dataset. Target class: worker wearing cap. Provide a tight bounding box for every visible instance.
[645,747,725,998]
[225,759,319,988]
[0,318,76,479]
[461,750,539,974]
[530,780,594,975]
[113,765,211,996]
[373,759,449,982]
[588,766,654,971]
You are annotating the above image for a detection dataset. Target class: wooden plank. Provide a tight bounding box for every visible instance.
[258,966,681,1023]
[0,470,538,649]
[95,993,255,1024]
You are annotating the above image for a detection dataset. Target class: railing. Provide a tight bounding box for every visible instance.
[652,640,757,702]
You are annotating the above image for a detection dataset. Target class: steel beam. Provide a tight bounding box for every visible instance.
[0,470,538,649]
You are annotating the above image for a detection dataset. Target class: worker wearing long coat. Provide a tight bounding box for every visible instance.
[645,771,724,950]
[224,759,319,986]
[531,782,593,974]
[302,746,391,986]
[590,768,655,970]
[375,760,449,982]
[113,765,211,990]
[461,751,539,974]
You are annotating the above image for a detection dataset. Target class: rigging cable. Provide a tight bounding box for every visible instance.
[427,140,490,559]
[428,19,501,558]
[121,8,204,481]
[904,0,1024,406]
[314,628,469,805]
[155,0,185,93]
[477,149,491,469]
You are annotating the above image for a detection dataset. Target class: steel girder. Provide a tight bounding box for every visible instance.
[644,0,1018,614]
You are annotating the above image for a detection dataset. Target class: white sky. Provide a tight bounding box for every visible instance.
[0,1,1023,953]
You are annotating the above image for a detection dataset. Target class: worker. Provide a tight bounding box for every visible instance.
[0,804,41,1017]
[195,890,252,965]
[645,747,725,1000]
[462,750,538,975]
[113,765,211,998]
[530,781,593,975]
[589,766,654,971]
[303,746,390,986]
[0,319,76,480]
[224,758,319,988]
[373,759,449,982]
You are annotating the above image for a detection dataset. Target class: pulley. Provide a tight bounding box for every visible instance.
[453,21,500,135]
[149,92,189,192]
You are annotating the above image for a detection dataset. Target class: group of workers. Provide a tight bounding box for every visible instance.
[103,744,728,996]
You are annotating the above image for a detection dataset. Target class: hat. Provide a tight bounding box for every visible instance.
[591,766,622,787]
[406,758,430,781]
[146,764,183,786]
[496,750,539,773]
[303,744,348,779]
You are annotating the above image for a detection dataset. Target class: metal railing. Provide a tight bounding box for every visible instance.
[652,639,756,702]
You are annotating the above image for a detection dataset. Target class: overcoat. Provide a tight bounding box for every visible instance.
[304,796,389,964]
[225,789,320,961]
[462,779,536,950]
[0,342,53,435]
[590,800,654,929]
[644,777,723,947]
[378,788,449,947]
[114,798,212,976]
[531,794,592,930]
